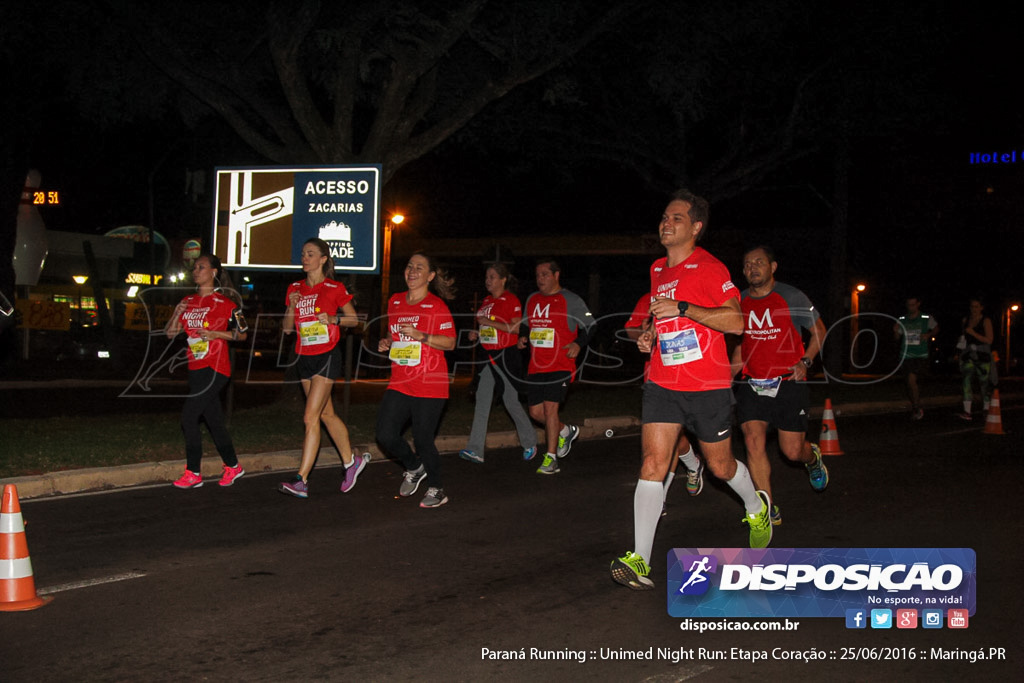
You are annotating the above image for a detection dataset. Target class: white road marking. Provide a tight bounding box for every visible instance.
[38,571,147,595]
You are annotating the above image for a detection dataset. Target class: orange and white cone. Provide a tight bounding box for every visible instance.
[0,484,52,611]
[983,389,1005,435]
[819,398,844,456]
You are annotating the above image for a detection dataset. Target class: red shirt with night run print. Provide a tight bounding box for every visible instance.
[285,279,354,356]
[176,292,241,377]
[647,247,739,392]
[386,292,455,399]
[476,292,522,350]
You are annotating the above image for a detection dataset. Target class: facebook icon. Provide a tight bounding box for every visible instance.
[845,609,867,629]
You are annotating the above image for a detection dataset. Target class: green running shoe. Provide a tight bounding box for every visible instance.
[610,551,654,590]
[557,424,580,458]
[536,453,560,474]
[743,490,773,548]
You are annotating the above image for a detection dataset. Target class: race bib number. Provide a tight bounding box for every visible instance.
[299,320,329,346]
[479,325,499,346]
[529,327,555,348]
[187,335,209,359]
[658,328,702,366]
[906,330,921,346]
[748,376,782,398]
[389,340,422,366]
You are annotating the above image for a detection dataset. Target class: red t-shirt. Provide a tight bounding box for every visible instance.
[522,289,593,376]
[386,292,455,399]
[740,282,818,379]
[647,248,739,391]
[626,295,652,381]
[476,292,522,350]
[177,292,241,377]
[625,295,650,330]
[285,279,354,356]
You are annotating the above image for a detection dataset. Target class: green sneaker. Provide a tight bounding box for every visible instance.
[742,490,773,548]
[806,443,829,492]
[610,551,654,590]
[556,424,579,458]
[536,453,560,474]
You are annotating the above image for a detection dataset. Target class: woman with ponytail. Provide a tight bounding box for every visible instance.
[278,238,367,498]
[166,253,248,488]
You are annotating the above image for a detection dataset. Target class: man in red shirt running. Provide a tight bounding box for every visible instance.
[611,189,773,592]
[731,245,830,528]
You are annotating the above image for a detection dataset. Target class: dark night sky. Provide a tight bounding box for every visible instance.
[7,2,1024,339]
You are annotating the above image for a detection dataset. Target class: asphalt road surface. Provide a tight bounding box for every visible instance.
[3,407,1022,681]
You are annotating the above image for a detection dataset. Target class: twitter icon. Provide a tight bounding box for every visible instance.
[870,609,892,629]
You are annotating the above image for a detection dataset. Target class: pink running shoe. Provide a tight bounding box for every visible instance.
[173,470,203,489]
[219,463,245,487]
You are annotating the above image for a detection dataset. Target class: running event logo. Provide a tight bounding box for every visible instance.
[666,548,976,619]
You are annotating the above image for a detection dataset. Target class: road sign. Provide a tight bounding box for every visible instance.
[212,166,382,272]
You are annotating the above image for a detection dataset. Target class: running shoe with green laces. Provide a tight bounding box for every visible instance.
[536,453,560,474]
[742,490,773,548]
[610,551,654,590]
[685,457,704,496]
[770,504,782,526]
[556,424,579,458]
[806,443,829,492]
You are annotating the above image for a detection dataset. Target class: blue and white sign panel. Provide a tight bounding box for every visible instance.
[213,165,382,272]
[667,548,976,618]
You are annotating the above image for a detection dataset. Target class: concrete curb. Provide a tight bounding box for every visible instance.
[6,392,1008,500]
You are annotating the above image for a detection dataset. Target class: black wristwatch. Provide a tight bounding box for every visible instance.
[677,300,690,318]
[800,357,813,368]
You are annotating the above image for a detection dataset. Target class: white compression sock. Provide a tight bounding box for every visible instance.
[726,461,764,514]
[634,479,663,563]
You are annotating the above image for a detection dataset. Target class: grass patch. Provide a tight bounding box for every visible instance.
[0,374,964,479]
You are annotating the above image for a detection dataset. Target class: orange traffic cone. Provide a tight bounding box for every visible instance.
[819,398,844,456]
[983,389,1005,435]
[0,484,52,611]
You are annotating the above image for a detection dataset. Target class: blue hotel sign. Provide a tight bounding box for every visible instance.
[212,165,382,272]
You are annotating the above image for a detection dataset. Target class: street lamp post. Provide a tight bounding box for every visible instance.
[850,283,866,340]
[1006,304,1020,374]
[379,213,404,338]
[72,275,88,326]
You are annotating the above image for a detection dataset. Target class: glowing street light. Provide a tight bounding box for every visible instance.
[72,275,88,326]
[851,283,867,340]
[1006,304,1020,374]
[380,213,405,337]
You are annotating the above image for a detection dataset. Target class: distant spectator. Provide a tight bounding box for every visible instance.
[956,298,994,420]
